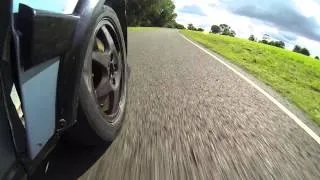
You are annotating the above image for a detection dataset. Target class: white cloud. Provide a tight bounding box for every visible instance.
[174,0,320,57]
[174,0,220,9]
[293,0,320,19]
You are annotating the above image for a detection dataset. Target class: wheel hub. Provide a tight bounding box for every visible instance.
[108,51,120,90]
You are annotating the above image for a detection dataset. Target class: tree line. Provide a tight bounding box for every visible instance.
[127,0,184,28]
[187,24,203,31]
[248,35,318,58]
[185,23,237,36]
[248,35,285,48]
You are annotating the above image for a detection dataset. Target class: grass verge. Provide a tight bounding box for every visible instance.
[180,30,320,126]
[128,27,159,32]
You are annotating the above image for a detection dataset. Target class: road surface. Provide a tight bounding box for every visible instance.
[46,29,320,180]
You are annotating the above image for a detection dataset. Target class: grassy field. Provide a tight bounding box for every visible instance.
[128,27,159,32]
[180,30,320,126]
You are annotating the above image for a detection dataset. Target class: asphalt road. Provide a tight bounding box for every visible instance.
[45,29,320,180]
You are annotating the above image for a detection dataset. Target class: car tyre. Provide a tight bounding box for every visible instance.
[64,5,128,146]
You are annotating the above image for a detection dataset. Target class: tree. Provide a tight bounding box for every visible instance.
[268,41,275,46]
[220,24,231,35]
[229,30,236,37]
[315,56,319,60]
[258,39,285,48]
[210,24,236,36]
[174,22,185,29]
[269,41,285,48]
[211,25,221,34]
[248,35,256,41]
[219,24,236,37]
[259,40,269,44]
[293,45,310,56]
[127,0,177,27]
[278,41,285,48]
[293,45,302,53]
[187,24,197,31]
[300,48,310,56]
[219,24,229,31]
[197,28,204,32]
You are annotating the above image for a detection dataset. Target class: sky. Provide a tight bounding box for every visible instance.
[174,0,320,57]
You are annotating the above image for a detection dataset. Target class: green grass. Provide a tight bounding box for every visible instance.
[181,30,320,126]
[128,27,160,32]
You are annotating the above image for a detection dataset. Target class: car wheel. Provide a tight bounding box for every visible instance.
[65,5,127,145]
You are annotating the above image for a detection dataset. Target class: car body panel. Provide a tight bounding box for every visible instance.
[11,0,80,160]
[21,59,59,159]
[13,2,79,159]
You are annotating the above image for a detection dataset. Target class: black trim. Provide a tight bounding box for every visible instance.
[0,61,27,157]
[16,4,79,70]
[3,162,27,180]
[0,60,27,179]
[0,0,11,61]
[25,135,59,175]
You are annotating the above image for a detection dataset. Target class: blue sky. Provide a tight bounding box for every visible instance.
[13,0,78,13]
[180,4,206,16]
[174,0,320,57]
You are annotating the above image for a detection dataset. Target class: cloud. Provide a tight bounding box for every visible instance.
[280,32,297,41]
[221,0,320,41]
[174,0,320,56]
[179,4,206,16]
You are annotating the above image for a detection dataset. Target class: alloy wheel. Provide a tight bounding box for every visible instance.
[85,19,124,121]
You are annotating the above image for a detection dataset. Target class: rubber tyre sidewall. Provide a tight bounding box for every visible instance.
[77,5,127,143]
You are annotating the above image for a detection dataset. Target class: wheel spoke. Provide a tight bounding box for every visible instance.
[113,52,122,82]
[100,96,110,112]
[113,71,121,87]
[117,52,122,69]
[92,51,110,69]
[111,88,120,114]
[95,76,112,98]
[95,37,105,52]
[101,26,116,52]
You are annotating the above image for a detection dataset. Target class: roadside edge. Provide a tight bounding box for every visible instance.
[179,33,320,145]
